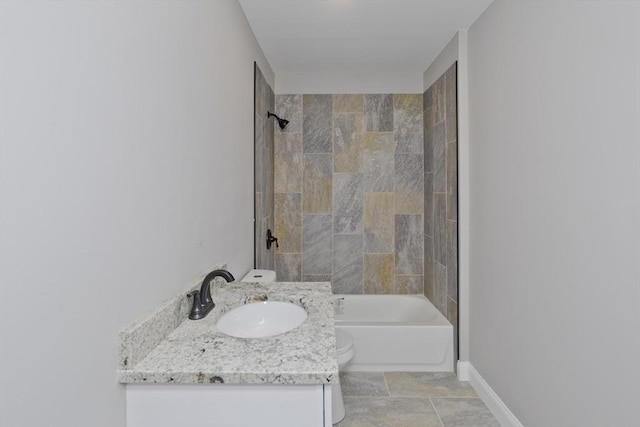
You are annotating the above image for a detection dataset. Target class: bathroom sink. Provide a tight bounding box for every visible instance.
[216,301,307,338]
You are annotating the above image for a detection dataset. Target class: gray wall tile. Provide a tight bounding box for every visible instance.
[261,216,274,270]
[334,173,363,233]
[447,141,458,221]
[276,94,302,133]
[303,153,332,213]
[275,253,301,281]
[432,77,445,124]
[423,86,433,113]
[395,153,424,214]
[333,234,363,294]
[424,172,434,237]
[303,94,332,153]
[255,193,263,268]
[275,132,303,193]
[302,214,333,275]
[424,235,434,302]
[363,132,395,192]
[255,66,266,117]
[364,94,393,132]
[395,109,423,154]
[254,64,274,270]
[273,92,430,301]
[302,274,332,282]
[433,121,446,193]
[434,262,447,315]
[433,193,447,266]
[423,69,458,354]
[447,297,458,363]
[447,219,458,301]
[395,214,424,274]
[423,109,433,173]
[445,63,458,143]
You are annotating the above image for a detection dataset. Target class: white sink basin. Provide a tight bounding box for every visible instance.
[216,301,307,338]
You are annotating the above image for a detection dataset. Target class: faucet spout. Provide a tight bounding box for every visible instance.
[200,269,235,304]
[188,269,235,320]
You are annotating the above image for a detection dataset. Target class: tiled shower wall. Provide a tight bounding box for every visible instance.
[273,94,424,294]
[254,64,275,270]
[424,63,458,358]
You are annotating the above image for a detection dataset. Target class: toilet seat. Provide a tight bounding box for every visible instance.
[335,329,354,367]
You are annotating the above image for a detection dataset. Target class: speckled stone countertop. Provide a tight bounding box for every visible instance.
[118,281,338,385]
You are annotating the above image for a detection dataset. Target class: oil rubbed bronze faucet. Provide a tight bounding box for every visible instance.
[188,269,235,320]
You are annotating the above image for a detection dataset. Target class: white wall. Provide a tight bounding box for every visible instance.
[423,33,459,91]
[0,1,272,426]
[276,71,422,94]
[467,1,640,426]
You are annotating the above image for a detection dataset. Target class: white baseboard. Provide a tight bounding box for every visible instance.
[457,361,523,427]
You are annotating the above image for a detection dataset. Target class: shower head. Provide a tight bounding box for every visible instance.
[267,111,289,130]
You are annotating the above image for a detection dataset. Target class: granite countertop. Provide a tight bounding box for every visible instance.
[118,281,338,385]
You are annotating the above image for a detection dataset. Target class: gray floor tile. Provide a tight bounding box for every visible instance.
[340,372,389,397]
[431,398,500,427]
[337,372,499,427]
[385,372,478,398]
[340,397,442,427]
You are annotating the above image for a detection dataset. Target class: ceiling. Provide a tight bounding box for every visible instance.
[239,0,493,76]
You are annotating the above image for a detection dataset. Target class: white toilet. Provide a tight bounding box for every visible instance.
[333,329,355,424]
[239,269,354,424]
[240,269,277,283]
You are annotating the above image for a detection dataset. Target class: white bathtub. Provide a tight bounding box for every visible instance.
[334,295,454,372]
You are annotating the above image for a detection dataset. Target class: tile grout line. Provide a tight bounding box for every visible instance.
[430,397,446,427]
[382,371,391,397]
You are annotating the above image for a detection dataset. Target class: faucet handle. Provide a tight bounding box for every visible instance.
[187,290,203,320]
[266,229,279,249]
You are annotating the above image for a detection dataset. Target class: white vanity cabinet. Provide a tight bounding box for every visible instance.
[119,282,338,427]
[126,383,332,427]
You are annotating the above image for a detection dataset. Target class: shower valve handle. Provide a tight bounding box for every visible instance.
[266,229,279,250]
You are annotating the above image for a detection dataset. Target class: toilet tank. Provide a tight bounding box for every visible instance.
[240,269,276,283]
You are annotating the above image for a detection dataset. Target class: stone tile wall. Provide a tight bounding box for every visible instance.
[424,63,458,360]
[254,64,275,270]
[274,93,424,294]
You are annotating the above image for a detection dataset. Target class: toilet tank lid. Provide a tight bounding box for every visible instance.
[240,269,276,283]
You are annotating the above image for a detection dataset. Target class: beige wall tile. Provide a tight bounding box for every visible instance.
[394,94,422,113]
[396,275,424,294]
[364,254,395,294]
[274,132,303,193]
[334,113,363,173]
[275,254,302,281]
[303,153,332,213]
[333,94,363,113]
[274,193,302,253]
[363,132,395,192]
[364,192,394,253]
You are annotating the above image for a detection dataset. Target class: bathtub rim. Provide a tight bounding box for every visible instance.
[332,294,452,327]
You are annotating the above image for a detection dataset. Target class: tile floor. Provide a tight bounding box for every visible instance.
[335,372,500,427]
